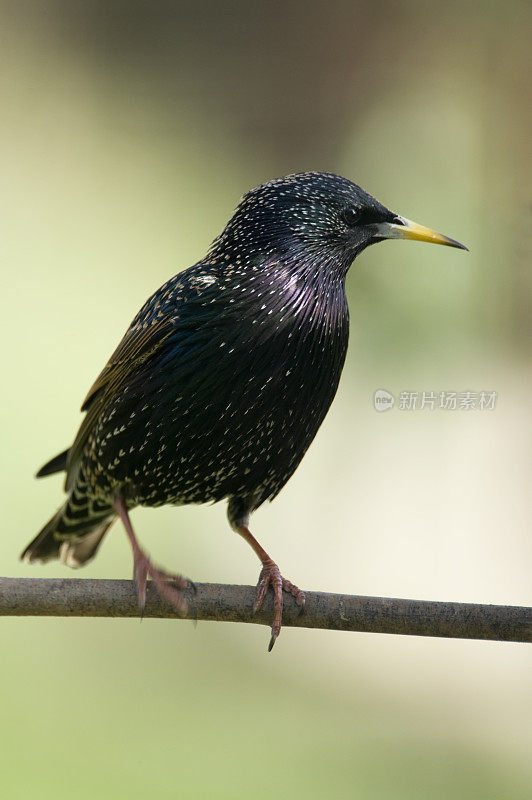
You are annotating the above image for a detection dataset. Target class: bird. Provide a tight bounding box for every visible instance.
[22,172,467,649]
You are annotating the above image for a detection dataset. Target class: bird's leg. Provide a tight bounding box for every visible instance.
[235,524,305,651]
[113,496,191,617]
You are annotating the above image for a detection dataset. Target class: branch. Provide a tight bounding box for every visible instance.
[1,578,530,643]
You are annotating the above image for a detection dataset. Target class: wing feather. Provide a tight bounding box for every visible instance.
[66,315,174,489]
[81,315,173,411]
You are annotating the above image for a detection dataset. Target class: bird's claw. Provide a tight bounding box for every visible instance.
[134,558,149,618]
[253,559,305,651]
[131,549,191,617]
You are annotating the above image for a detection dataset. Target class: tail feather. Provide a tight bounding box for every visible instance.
[21,506,66,563]
[36,448,70,478]
[58,522,114,568]
[22,493,114,567]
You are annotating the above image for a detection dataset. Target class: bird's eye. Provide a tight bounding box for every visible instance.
[341,207,361,227]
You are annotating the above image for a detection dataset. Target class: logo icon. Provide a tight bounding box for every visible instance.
[373,389,395,412]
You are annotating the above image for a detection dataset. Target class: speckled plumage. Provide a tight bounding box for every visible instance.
[22,171,466,646]
[83,256,348,513]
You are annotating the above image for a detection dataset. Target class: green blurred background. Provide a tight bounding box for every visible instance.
[1,1,531,797]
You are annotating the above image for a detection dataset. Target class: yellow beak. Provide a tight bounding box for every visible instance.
[374,215,468,251]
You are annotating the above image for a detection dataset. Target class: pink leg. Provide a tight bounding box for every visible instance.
[235,524,305,651]
[114,497,192,616]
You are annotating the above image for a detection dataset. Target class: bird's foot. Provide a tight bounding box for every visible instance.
[132,547,193,618]
[253,558,305,651]
[114,495,194,618]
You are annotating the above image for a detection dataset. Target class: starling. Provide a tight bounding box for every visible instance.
[22,172,467,649]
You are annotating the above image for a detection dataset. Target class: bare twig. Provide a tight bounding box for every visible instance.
[1,578,530,643]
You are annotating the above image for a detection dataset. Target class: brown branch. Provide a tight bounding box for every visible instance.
[1,578,530,643]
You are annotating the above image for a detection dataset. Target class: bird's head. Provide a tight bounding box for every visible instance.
[210,172,467,276]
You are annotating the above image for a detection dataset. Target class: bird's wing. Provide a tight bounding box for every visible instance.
[66,314,175,489]
[80,315,174,412]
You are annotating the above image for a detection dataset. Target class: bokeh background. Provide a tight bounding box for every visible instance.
[1,1,531,797]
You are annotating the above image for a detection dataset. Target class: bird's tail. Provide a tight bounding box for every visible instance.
[21,490,115,568]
